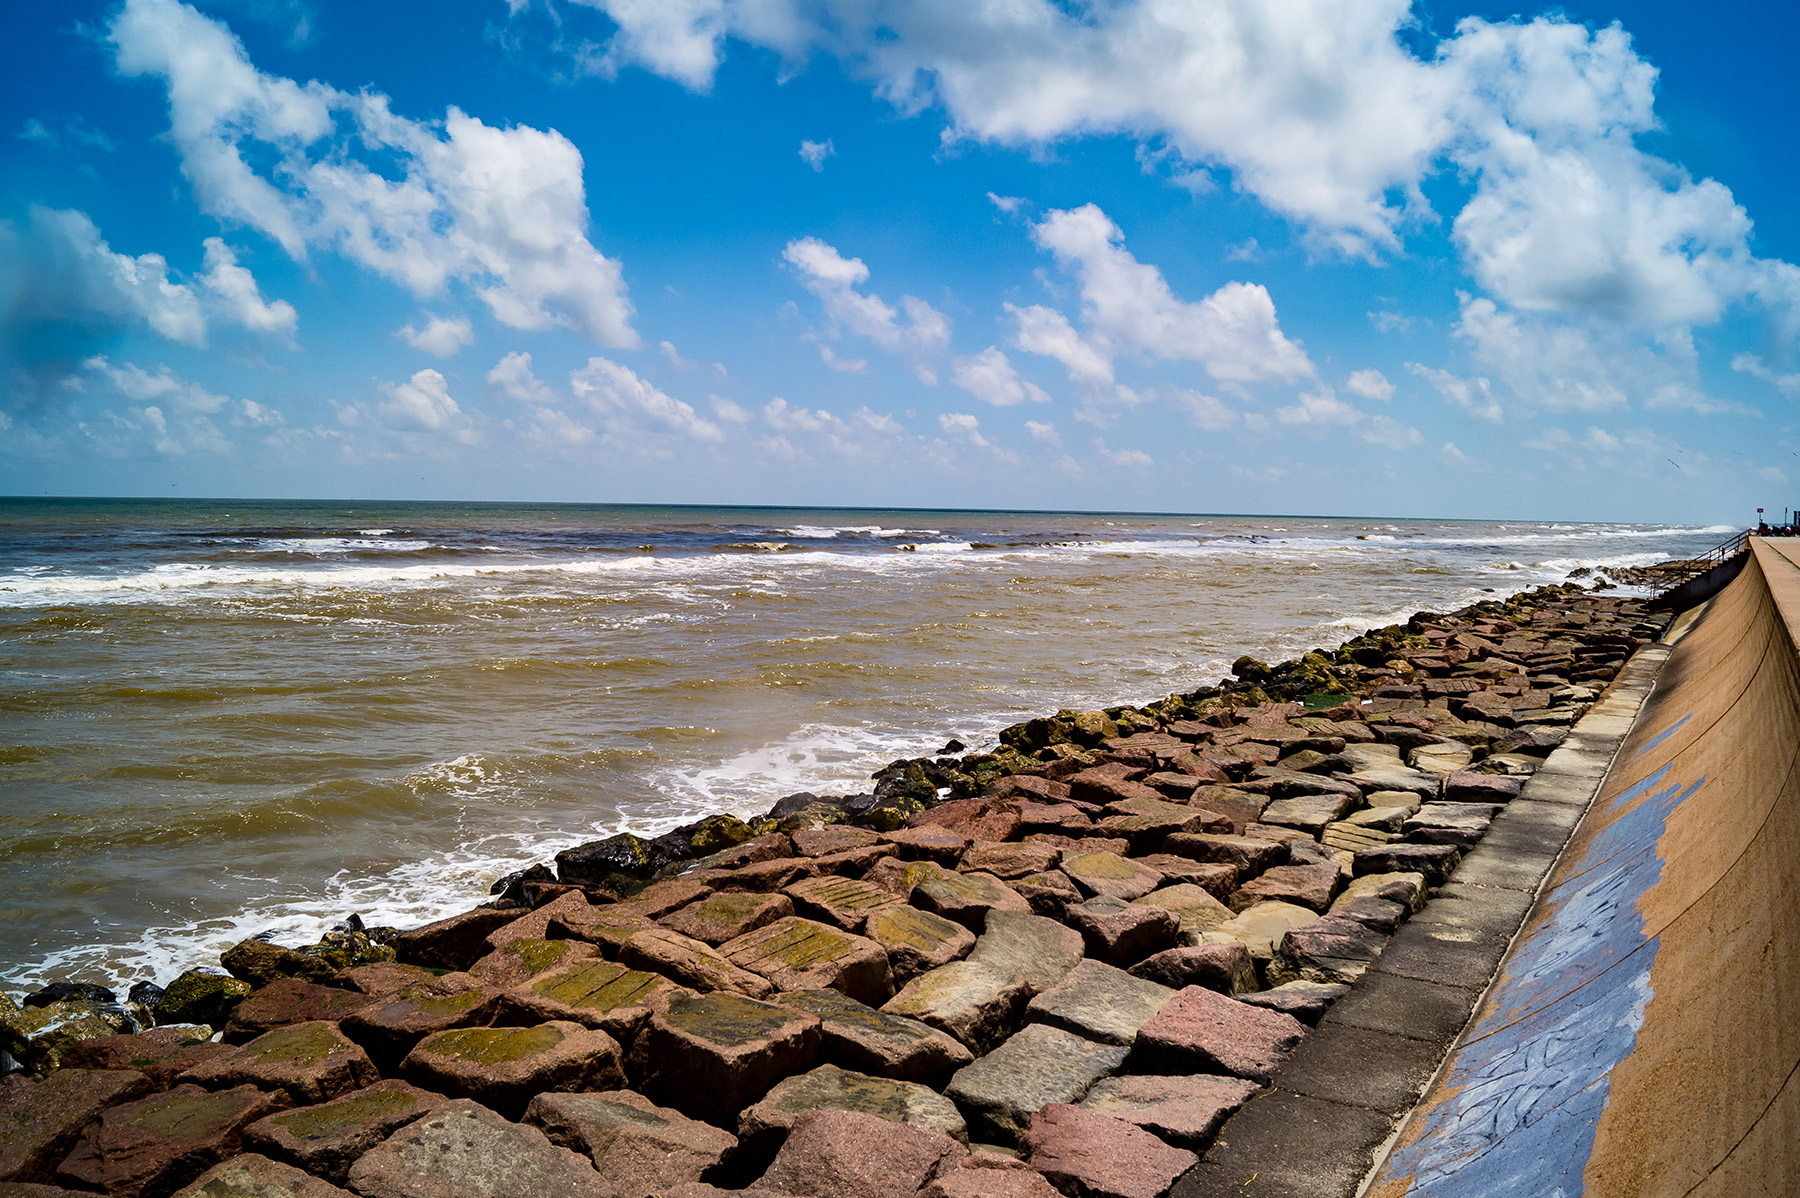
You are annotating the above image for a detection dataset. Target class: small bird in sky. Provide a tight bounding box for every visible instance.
[1667,458,1682,469]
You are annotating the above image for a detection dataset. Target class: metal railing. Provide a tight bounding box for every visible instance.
[1649,529,1751,600]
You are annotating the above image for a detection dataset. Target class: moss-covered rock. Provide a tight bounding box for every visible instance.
[687,813,754,856]
[0,998,138,1077]
[221,938,339,988]
[153,969,253,1028]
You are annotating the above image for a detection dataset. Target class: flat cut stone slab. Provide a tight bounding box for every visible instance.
[1077,1074,1260,1151]
[921,1156,1063,1198]
[1344,804,1416,831]
[964,911,1086,995]
[1229,863,1342,913]
[1268,914,1391,985]
[1235,980,1349,1024]
[1212,900,1319,961]
[345,1099,608,1198]
[1258,793,1359,835]
[959,842,1061,880]
[61,1027,229,1091]
[56,1083,292,1198]
[389,908,518,971]
[1402,801,1503,844]
[1134,986,1306,1084]
[1354,842,1461,885]
[1131,884,1234,943]
[793,826,882,857]
[708,857,818,893]
[739,1064,967,1163]
[1128,855,1237,899]
[408,1021,623,1117]
[339,974,503,1067]
[910,872,1032,930]
[1063,896,1180,966]
[783,875,904,931]
[524,1089,736,1192]
[337,962,438,996]
[623,877,716,920]
[880,962,1032,1054]
[619,928,777,999]
[753,1109,967,1198]
[1321,821,1394,854]
[244,1079,445,1185]
[880,827,971,864]
[224,980,375,1043]
[1444,769,1523,803]
[778,989,972,1087]
[1022,1104,1197,1198]
[550,906,661,953]
[945,1024,1129,1145]
[1026,959,1175,1046]
[171,1153,351,1198]
[1344,767,1440,800]
[631,991,822,1127]
[0,1068,152,1184]
[500,958,686,1040]
[467,937,595,990]
[1059,852,1162,901]
[721,917,894,1005]
[1409,742,1476,774]
[661,891,796,945]
[180,1021,377,1105]
[486,890,594,950]
[1128,944,1256,994]
[1336,870,1428,912]
[863,906,975,985]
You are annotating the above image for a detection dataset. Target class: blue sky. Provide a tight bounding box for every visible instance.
[3,0,1799,522]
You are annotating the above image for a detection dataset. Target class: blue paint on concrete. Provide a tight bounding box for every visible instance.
[1630,715,1690,761]
[1382,760,1701,1195]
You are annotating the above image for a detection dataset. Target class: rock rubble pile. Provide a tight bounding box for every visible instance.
[0,584,1670,1198]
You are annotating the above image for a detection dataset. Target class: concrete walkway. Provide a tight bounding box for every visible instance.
[1365,538,1800,1195]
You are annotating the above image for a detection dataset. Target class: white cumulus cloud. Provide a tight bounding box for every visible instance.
[951,346,1049,407]
[400,314,476,358]
[783,236,950,378]
[571,356,724,441]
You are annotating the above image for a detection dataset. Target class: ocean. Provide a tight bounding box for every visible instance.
[0,498,1733,994]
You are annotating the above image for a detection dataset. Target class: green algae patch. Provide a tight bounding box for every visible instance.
[507,938,575,975]
[244,1021,351,1067]
[125,1090,248,1139]
[272,1088,420,1140]
[747,923,851,969]
[866,907,963,952]
[530,961,660,1010]
[395,984,487,1018]
[1063,852,1139,880]
[424,1024,564,1065]
[665,992,797,1048]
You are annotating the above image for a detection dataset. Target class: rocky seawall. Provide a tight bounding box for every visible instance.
[0,581,1670,1198]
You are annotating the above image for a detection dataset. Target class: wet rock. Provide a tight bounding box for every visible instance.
[1235,980,1349,1024]
[1268,915,1391,986]
[630,991,822,1127]
[223,980,375,1044]
[525,1089,737,1193]
[1063,897,1180,966]
[1134,986,1306,1084]
[1354,842,1461,885]
[61,1026,230,1091]
[56,1083,292,1198]
[1076,1074,1260,1151]
[1026,959,1175,1047]
[720,917,894,1006]
[500,958,685,1041]
[1128,943,1256,995]
[0,1068,152,1184]
[220,940,338,989]
[1258,792,1360,835]
[20,983,114,1009]
[1128,854,1237,899]
[910,872,1033,930]
[413,1024,620,1113]
[783,876,903,931]
[388,908,519,972]
[345,1099,608,1198]
[619,929,777,999]
[662,891,796,945]
[0,1001,143,1078]
[1130,884,1234,943]
[776,989,972,1088]
[753,1108,966,1198]
[243,1079,445,1184]
[1059,852,1162,902]
[467,937,595,990]
[171,1152,352,1198]
[880,962,1033,1054]
[959,842,1062,880]
[739,1064,967,1165]
[127,981,165,1009]
[1229,863,1342,914]
[966,911,1087,995]
[556,833,670,893]
[339,975,502,1070]
[945,1025,1129,1145]
[862,907,976,985]
[154,972,255,1029]
[179,1021,378,1105]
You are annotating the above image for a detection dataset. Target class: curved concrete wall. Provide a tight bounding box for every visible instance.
[1371,538,1800,1196]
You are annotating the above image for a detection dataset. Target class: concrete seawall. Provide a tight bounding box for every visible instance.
[1370,538,1800,1195]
